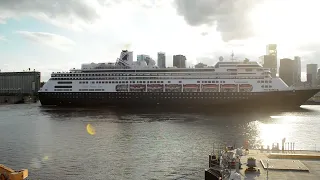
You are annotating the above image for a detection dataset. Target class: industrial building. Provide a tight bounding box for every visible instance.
[0,71,41,95]
[173,55,186,68]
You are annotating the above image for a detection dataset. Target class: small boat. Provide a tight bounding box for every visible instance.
[0,164,28,180]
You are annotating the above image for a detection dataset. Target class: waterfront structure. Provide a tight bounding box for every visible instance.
[0,71,40,95]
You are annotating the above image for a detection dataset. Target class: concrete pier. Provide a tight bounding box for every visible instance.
[238,149,320,179]
[0,96,23,104]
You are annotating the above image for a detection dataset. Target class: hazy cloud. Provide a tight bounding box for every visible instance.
[0,35,6,41]
[0,0,100,30]
[174,0,261,42]
[16,31,75,51]
[0,0,167,30]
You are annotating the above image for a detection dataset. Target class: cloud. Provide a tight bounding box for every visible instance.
[174,0,262,42]
[0,35,6,41]
[16,31,75,51]
[0,0,168,31]
[0,0,100,30]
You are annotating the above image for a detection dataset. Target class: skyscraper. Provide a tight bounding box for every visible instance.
[317,68,320,86]
[279,58,294,86]
[261,55,277,77]
[173,55,186,68]
[137,54,150,62]
[293,56,301,84]
[157,52,166,68]
[264,44,277,77]
[307,64,318,87]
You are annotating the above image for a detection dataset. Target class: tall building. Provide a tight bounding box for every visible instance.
[260,55,277,77]
[261,44,277,77]
[317,68,320,86]
[307,64,318,87]
[279,58,294,86]
[137,54,150,62]
[173,55,186,68]
[293,56,301,84]
[157,52,166,68]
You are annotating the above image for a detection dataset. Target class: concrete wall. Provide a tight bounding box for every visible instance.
[0,71,41,94]
[0,96,23,104]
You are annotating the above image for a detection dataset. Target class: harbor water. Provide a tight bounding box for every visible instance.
[0,103,320,179]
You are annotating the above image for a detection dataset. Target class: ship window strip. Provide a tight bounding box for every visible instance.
[54,86,72,88]
[57,81,72,84]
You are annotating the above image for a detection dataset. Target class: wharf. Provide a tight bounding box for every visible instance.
[237,149,320,180]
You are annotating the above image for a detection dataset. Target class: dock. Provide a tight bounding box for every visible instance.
[239,149,320,179]
[205,143,320,180]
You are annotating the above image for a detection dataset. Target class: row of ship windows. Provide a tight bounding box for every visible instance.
[52,73,231,77]
[262,85,272,88]
[54,89,72,91]
[50,96,251,100]
[79,89,105,91]
[258,80,272,83]
[78,80,227,84]
[46,92,255,96]
[50,77,267,80]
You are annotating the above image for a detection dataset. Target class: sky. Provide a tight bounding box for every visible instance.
[0,0,319,81]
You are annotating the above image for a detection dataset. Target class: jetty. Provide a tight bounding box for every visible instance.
[205,144,320,179]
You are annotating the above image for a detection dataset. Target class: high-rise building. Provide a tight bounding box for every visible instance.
[137,54,150,62]
[266,44,277,57]
[157,52,166,68]
[261,44,277,77]
[173,55,186,68]
[293,56,301,84]
[317,68,320,86]
[279,58,294,86]
[307,64,318,87]
[260,55,277,77]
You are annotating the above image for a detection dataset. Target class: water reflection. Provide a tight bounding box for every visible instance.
[38,105,320,152]
[1,104,320,179]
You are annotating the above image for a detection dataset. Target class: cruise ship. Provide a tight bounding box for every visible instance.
[38,50,320,109]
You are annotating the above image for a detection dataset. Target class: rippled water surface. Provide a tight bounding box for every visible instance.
[0,103,320,179]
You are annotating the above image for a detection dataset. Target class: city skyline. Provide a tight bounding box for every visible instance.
[0,0,319,81]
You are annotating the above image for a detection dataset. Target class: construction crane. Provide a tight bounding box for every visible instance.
[0,164,28,180]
